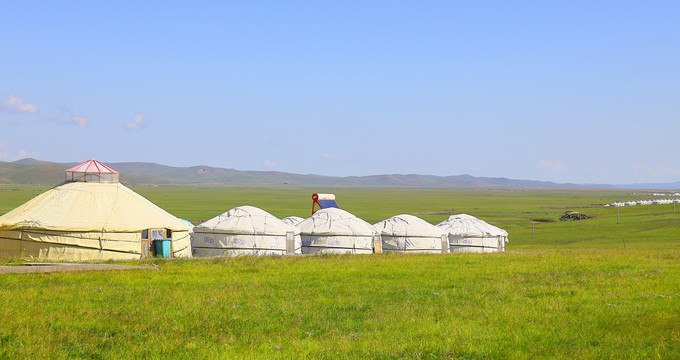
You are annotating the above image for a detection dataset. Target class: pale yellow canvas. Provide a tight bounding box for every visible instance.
[0,182,191,260]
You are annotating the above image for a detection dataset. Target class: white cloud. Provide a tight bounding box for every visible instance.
[632,164,680,179]
[125,113,150,130]
[15,149,38,159]
[537,160,564,173]
[0,140,37,161]
[41,107,90,128]
[0,96,89,128]
[264,160,277,168]
[49,113,89,128]
[0,94,38,114]
[70,115,90,128]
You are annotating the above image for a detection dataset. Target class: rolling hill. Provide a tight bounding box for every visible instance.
[0,158,671,189]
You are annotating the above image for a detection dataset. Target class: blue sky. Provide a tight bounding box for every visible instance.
[1,1,678,184]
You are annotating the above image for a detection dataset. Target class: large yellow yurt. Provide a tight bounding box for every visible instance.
[0,159,191,260]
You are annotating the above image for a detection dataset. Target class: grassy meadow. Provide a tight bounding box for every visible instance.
[1,185,679,359]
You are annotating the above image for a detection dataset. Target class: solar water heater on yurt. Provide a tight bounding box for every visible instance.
[311,193,339,214]
[298,208,381,254]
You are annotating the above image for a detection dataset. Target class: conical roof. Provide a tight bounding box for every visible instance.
[65,159,119,183]
[193,205,299,235]
[436,214,508,237]
[0,182,189,232]
[298,208,378,236]
[65,159,119,174]
[374,214,446,237]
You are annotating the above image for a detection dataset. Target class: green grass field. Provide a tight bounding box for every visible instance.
[1,185,679,359]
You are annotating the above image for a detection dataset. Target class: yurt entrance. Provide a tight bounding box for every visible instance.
[141,228,173,258]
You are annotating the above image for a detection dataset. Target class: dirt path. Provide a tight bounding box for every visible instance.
[0,262,151,274]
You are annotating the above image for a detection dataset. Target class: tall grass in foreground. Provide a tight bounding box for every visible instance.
[1,186,680,358]
[1,251,679,359]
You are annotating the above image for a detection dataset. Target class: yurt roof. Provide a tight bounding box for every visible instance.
[298,208,378,236]
[65,159,119,174]
[281,216,305,226]
[374,214,447,237]
[0,182,189,232]
[193,205,299,235]
[436,214,508,237]
[64,158,120,183]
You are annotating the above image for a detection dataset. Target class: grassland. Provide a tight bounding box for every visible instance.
[1,185,679,359]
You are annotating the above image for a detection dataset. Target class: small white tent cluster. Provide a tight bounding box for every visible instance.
[436,214,508,253]
[298,208,379,254]
[606,199,680,207]
[374,214,447,253]
[191,206,301,256]
[0,159,191,261]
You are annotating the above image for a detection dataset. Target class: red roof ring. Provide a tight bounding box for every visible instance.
[65,159,120,183]
[65,159,119,174]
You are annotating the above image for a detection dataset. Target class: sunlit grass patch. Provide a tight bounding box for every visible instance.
[1,186,680,358]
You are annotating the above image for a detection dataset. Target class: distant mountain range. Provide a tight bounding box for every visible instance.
[1,158,678,190]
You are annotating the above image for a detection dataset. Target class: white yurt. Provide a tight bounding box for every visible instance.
[281,216,305,227]
[436,214,508,253]
[191,206,301,256]
[374,214,447,253]
[0,159,192,260]
[298,208,380,254]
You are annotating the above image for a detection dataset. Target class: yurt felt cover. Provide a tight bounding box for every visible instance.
[191,206,302,256]
[193,206,300,235]
[298,208,378,236]
[0,182,189,232]
[298,208,378,254]
[436,214,508,238]
[374,214,447,237]
[374,214,446,252]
